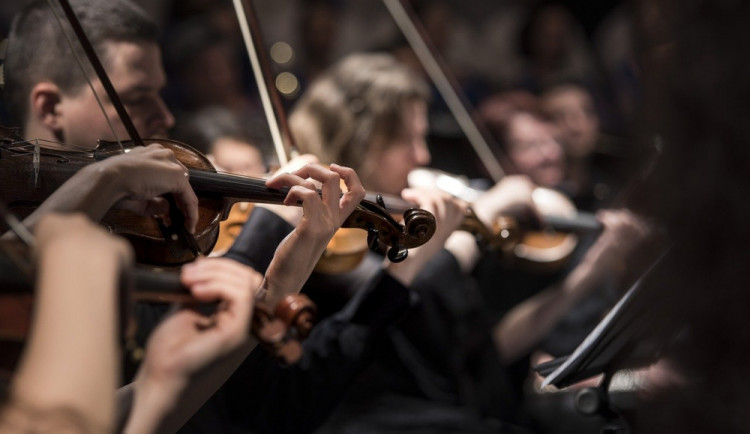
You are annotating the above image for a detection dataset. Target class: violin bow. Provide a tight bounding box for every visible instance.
[0,202,35,278]
[47,0,203,259]
[382,0,515,182]
[231,0,297,166]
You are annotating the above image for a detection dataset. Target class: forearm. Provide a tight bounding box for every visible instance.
[22,164,124,229]
[11,241,122,431]
[262,229,331,308]
[124,340,258,434]
[493,263,596,364]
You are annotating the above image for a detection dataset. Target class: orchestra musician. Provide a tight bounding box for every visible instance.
[288,52,650,432]
[2,1,454,433]
[0,154,362,432]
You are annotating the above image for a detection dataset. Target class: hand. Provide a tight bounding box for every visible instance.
[100,143,199,233]
[473,175,539,228]
[266,163,365,244]
[125,258,260,434]
[261,163,365,303]
[256,153,321,226]
[138,258,260,389]
[570,209,652,293]
[387,187,468,285]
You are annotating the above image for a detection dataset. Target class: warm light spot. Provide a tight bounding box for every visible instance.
[270,41,294,65]
[276,72,300,98]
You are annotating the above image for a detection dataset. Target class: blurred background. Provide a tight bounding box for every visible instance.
[0,0,637,178]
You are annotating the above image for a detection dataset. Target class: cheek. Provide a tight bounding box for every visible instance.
[371,148,411,193]
[511,150,540,173]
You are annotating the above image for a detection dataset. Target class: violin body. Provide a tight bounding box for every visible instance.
[406,168,602,273]
[211,202,255,255]
[0,133,225,265]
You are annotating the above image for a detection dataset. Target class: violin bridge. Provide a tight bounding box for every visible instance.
[33,138,40,187]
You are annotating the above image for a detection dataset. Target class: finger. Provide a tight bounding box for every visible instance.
[330,164,365,217]
[266,172,317,192]
[139,197,170,218]
[181,258,259,290]
[400,188,420,204]
[291,164,340,211]
[170,164,200,234]
[284,185,325,212]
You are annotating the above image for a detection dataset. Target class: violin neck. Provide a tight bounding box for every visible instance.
[363,192,415,214]
[545,212,602,233]
[188,170,290,205]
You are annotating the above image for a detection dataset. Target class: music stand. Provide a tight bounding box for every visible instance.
[533,250,683,433]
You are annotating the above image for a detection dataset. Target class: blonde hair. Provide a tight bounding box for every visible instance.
[290,53,429,182]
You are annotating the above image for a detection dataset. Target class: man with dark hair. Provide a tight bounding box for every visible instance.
[5,0,172,148]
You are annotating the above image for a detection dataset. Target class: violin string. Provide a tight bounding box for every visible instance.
[33,139,40,186]
[45,0,125,152]
[4,139,97,160]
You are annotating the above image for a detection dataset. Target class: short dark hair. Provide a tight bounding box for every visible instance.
[4,0,158,123]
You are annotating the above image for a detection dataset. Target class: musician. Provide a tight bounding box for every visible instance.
[0,213,262,434]
[3,2,458,433]
[0,154,360,432]
[288,52,650,432]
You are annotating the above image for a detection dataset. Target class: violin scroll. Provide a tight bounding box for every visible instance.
[252,294,317,364]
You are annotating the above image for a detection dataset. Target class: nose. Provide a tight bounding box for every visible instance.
[150,97,175,135]
[541,138,564,161]
[412,138,431,166]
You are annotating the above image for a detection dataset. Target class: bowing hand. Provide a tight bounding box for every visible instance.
[105,144,199,234]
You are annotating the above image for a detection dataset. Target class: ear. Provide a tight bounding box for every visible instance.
[29,82,64,135]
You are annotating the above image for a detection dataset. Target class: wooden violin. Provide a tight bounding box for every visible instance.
[375,173,602,273]
[0,237,317,373]
[0,130,435,266]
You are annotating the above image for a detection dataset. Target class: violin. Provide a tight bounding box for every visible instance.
[387,169,603,272]
[0,237,317,374]
[0,129,436,266]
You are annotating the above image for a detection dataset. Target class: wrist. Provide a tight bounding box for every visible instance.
[83,160,130,205]
[124,373,185,434]
[444,231,481,274]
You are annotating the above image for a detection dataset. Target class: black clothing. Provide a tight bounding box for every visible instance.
[317,250,518,433]
[179,207,415,434]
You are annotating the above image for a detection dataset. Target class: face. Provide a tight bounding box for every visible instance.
[368,100,431,195]
[541,87,599,158]
[57,41,174,149]
[506,112,565,188]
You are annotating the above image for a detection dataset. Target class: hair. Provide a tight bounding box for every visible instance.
[289,52,429,181]
[172,105,270,158]
[477,90,545,150]
[4,0,158,123]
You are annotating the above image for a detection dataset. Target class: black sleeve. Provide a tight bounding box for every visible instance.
[224,270,415,434]
[222,207,293,273]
